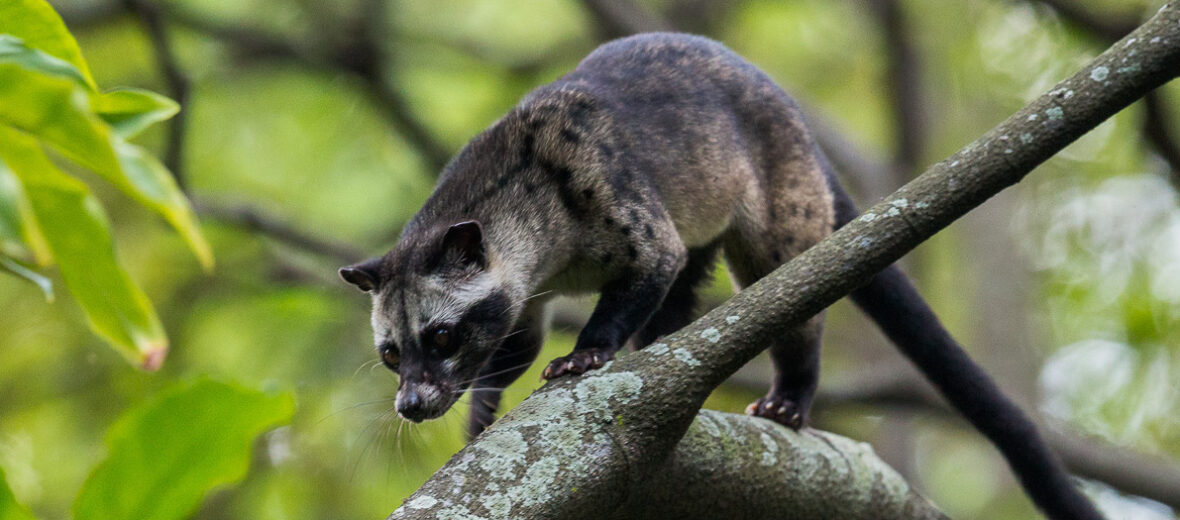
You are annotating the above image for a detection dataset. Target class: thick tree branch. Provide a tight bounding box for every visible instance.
[615,411,946,519]
[391,5,1180,519]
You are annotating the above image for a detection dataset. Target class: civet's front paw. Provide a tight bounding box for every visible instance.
[541,349,613,379]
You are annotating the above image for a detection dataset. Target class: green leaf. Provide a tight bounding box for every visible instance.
[0,38,212,269]
[93,89,180,139]
[0,256,53,301]
[0,128,167,369]
[0,35,88,86]
[0,59,117,175]
[73,379,295,520]
[0,0,95,88]
[111,141,213,269]
[0,154,50,264]
[0,465,38,520]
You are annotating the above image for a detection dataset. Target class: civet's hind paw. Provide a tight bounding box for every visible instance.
[746,395,807,430]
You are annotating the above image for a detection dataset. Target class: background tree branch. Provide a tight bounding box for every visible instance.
[390,6,1180,518]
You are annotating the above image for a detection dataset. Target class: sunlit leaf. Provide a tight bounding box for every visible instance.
[73,379,295,520]
[0,128,167,369]
[0,155,50,264]
[0,465,38,520]
[0,256,53,301]
[0,34,88,86]
[0,37,211,269]
[93,89,180,139]
[0,0,95,88]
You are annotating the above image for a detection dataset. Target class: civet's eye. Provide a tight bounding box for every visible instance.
[380,346,400,370]
[427,326,454,356]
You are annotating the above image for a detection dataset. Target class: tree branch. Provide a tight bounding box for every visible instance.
[1034,0,1141,42]
[192,199,364,264]
[165,2,453,173]
[1143,89,1180,179]
[123,0,190,191]
[616,411,946,519]
[102,1,371,266]
[391,5,1180,518]
[867,0,927,182]
[62,1,454,173]
[662,0,741,36]
[578,0,672,40]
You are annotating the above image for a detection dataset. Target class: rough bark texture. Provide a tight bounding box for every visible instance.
[388,5,1180,519]
[612,411,946,520]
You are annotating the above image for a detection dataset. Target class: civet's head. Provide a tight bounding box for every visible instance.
[339,220,520,422]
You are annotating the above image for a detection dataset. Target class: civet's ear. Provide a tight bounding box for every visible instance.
[441,220,486,269]
[339,257,383,292]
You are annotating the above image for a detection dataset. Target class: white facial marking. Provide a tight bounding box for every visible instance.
[421,272,497,329]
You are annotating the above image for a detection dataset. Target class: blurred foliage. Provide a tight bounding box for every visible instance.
[1,0,1178,519]
[1,379,293,520]
[1,466,37,520]
[0,0,208,369]
[72,379,293,520]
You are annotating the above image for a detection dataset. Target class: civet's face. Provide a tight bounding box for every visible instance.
[340,221,518,422]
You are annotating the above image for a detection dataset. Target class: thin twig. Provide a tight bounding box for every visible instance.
[193,199,365,264]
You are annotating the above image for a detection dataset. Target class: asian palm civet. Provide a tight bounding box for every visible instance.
[339,33,1103,520]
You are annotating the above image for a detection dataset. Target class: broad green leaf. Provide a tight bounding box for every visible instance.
[0,128,167,369]
[73,379,295,520]
[0,154,50,264]
[0,0,95,88]
[0,256,53,301]
[0,38,212,269]
[0,465,38,520]
[0,60,123,179]
[93,89,180,139]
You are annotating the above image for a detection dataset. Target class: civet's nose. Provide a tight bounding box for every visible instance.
[397,387,426,422]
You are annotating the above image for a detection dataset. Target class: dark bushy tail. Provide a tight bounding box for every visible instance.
[824,164,1104,520]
